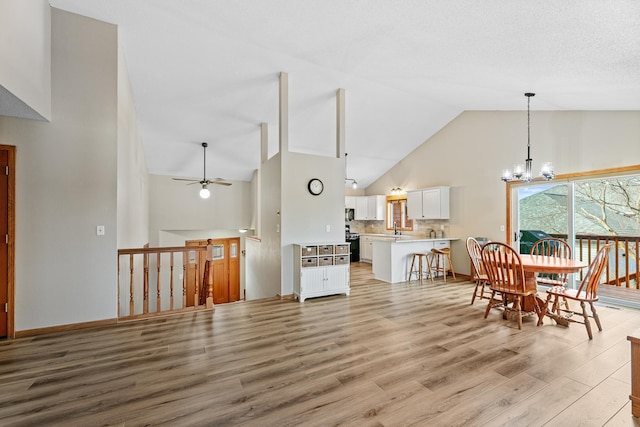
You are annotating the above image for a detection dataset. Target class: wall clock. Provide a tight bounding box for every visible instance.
[307,178,324,196]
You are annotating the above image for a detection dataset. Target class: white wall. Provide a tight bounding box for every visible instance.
[367,110,640,275]
[280,151,344,295]
[117,35,148,249]
[0,9,119,331]
[0,0,51,120]
[148,174,252,246]
[246,154,282,300]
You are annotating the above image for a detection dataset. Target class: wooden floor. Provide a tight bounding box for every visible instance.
[2,263,640,426]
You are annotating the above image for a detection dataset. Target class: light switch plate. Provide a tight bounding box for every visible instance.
[97,225,105,235]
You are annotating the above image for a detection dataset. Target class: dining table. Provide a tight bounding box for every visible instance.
[517,254,589,318]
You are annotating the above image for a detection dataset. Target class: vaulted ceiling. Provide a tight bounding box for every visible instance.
[49,0,640,188]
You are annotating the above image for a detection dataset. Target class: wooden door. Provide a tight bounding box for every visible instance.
[185,238,240,306]
[228,239,240,301]
[185,241,204,307]
[0,149,8,337]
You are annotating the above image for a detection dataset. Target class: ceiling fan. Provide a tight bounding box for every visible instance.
[172,142,231,199]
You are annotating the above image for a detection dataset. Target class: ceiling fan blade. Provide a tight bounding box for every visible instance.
[172,178,200,182]
[210,180,232,186]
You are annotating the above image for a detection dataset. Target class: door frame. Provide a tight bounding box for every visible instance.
[185,237,241,305]
[0,145,15,338]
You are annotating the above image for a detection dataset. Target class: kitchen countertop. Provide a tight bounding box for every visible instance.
[360,234,457,242]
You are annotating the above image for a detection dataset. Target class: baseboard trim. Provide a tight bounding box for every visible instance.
[15,318,118,338]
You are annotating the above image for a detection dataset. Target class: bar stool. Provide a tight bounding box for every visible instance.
[430,247,456,282]
[407,252,432,283]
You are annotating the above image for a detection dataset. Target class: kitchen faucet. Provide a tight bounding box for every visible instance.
[393,222,401,235]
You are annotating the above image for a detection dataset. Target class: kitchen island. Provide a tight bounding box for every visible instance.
[372,238,459,283]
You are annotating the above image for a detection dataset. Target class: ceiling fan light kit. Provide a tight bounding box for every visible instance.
[172,142,232,198]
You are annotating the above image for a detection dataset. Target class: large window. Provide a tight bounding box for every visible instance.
[509,167,640,306]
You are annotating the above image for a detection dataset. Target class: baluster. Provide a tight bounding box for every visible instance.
[170,252,175,310]
[182,251,188,308]
[129,253,135,316]
[117,255,121,318]
[636,239,639,289]
[157,252,162,312]
[194,258,199,307]
[143,252,149,314]
[206,239,214,308]
[625,240,630,288]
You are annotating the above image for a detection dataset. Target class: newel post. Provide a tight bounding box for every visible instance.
[205,239,215,309]
[629,332,640,417]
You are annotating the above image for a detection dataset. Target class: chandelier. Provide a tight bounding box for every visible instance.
[501,93,554,183]
[345,152,358,189]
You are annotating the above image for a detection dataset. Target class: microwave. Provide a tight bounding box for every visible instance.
[345,208,354,222]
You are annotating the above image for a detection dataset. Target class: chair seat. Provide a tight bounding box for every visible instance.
[546,286,598,302]
[474,273,489,282]
[491,285,537,297]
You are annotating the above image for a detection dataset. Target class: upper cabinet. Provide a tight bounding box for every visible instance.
[348,195,385,220]
[345,196,357,209]
[407,187,450,219]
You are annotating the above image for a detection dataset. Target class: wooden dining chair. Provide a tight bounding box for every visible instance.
[481,242,543,330]
[531,237,572,310]
[530,237,572,285]
[539,244,612,339]
[466,237,490,304]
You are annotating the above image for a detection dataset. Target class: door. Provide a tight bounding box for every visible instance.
[0,149,8,337]
[512,182,571,254]
[185,238,240,305]
[185,241,202,307]
[228,240,240,301]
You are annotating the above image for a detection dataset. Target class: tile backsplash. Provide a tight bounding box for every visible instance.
[347,219,450,238]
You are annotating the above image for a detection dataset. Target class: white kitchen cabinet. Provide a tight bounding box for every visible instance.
[354,195,385,220]
[355,197,368,220]
[345,196,356,209]
[361,236,374,262]
[407,187,450,219]
[360,234,399,263]
[293,243,350,302]
[367,196,386,220]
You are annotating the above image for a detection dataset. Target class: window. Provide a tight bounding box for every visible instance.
[386,195,413,232]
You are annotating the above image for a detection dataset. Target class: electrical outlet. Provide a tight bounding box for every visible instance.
[326,225,330,232]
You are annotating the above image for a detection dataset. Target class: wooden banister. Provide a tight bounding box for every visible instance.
[117,245,212,320]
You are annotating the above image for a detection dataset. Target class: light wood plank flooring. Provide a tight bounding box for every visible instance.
[1,262,640,426]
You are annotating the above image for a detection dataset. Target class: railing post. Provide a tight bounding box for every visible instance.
[205,239,214,309]
[156,252,162,313]
[170,252,175,311]
[182,251,188,308]
[129,253,134,316]
[143,252,149,314]
[628,332,640,417]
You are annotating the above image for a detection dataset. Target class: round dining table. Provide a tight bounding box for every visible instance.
[517,254,588,314]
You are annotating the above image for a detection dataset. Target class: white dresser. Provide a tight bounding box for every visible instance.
[293,243,350,302]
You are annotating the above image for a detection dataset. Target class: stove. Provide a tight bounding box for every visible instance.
[345,226,360,261]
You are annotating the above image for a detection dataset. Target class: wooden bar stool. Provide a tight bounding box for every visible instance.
[430,247,456,282]
[407,252,432,283]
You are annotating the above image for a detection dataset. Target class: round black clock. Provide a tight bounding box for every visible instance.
[307,178,324,195]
